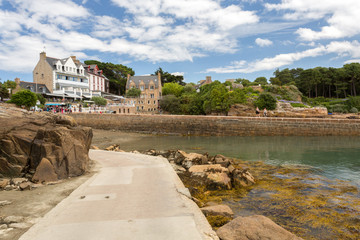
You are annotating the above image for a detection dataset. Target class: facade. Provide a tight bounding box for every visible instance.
[85,64,109,93]
[126,73,162,113]
[13,77,51,94]
[196,76,213,90]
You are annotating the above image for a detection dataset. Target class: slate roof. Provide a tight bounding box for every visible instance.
[19,81,51,93]
[126,75,160,90]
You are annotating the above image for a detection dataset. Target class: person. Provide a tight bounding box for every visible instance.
[256,107,260,117]
[263,108,267,117]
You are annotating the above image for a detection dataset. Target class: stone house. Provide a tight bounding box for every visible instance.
[12,77,51,95]
[33,52,90,97]
[126,73,162,113]
[196,76,213,91]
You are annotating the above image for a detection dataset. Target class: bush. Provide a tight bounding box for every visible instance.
[346,96,360,110]
[91,96,107,106]
[255,93,277,110]
[10,90,37,109]
[36,93,46,105]
[126,87,141,97]
[159,95,181,114]
[291,103,308,108]
[327,104,348,113]
[349,107,358,113]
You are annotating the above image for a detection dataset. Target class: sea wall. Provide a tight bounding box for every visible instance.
[71,113,360,136]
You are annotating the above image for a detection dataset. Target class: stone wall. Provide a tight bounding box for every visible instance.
[71,114,360,136]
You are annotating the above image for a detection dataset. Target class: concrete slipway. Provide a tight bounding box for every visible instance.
[19,150,218,240]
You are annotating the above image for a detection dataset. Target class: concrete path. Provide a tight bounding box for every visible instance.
[19,150,218,240]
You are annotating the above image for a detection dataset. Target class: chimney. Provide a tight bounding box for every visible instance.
[15,77,20,85]
[40,51,46,61]
[71,56,76,61]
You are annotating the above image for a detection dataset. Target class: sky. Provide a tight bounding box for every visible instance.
[1,0,360,84]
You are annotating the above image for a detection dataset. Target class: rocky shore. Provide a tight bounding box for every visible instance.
[103,145,303,240]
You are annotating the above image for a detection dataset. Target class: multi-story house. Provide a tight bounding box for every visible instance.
[33,52,91,99]
[126,72,162,113]
[85,64,109,93]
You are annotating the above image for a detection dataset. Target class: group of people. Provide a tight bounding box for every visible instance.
[256,107,267,117]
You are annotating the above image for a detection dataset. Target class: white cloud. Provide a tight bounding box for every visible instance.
[266,0,360,41]
[255,38,273,47]
[206,40,360,73]
[344,59,360,64]
[171,72,184,76]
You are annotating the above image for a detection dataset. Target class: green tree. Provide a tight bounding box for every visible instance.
[184,83,196,93]
[126,87,141,97]
[91,96,107,106]
[155,67,185,86]
[0,83,9,101]
[162,82,184,97]
[3,80,16,90]
[255,93,277,110]
[36,93,46,105]
[254,77,268,85]
[159,95,181,114]
[235,78,251,87]
[269,77,282,86]
[84,60,134,95]
[10,90,37,109]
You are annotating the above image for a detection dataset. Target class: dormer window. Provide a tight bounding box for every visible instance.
[140,85,144,91]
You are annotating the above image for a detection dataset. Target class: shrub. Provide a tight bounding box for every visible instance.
[126,87,141,97]
[346,96,360,110]
[291,103,308,108]
[327,104,348,113]
[255,93,277,110]
[36,93,46,105]
[349,107,358,113]
[91,96,107,106]
[10,90,37,109]
[159,95,181,114]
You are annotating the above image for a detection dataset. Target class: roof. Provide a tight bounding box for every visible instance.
[126,75,160,90]
[19,81,51,93]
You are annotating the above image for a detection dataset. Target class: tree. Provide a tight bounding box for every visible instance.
[84,60,134,95]
[0,83,9,101]
[254,77,268,85]
[155,67,185,86]
[255,93,277,110]
[36,93,46,105]
[159,95,181,114]
[184,83,196,93]
[126,87,141,97]
[269,77,282,86]
[91,96,107,106]
[10,90,37,109]
[162,82,184,97]
[3,80,17,90]
[235,78,251,87]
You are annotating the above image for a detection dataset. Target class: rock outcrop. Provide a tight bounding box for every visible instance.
[216,215,303,240]
[0,104,92,182]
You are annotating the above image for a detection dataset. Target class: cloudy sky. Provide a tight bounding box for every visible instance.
[0,0,360,84]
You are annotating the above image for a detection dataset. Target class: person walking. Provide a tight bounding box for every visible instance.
[263,108,267,117]
[256,107,260,117]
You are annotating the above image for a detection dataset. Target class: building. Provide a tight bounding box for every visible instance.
[85,64,109,93]
[13,77,51,94]
[33,52,95,99]
[126,72,162,113]
[196,76,213,90]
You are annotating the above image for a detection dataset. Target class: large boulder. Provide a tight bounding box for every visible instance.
[189,164,232,190]
[216,215,302,240]
[176,150,208,169]
[0,104,92,181]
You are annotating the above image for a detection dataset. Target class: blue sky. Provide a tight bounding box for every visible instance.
[0,0,360,84]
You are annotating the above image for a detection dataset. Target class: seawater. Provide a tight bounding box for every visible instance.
[120,135,360,186]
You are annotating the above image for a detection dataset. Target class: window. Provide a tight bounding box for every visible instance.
[150,94,154,98]
[140,85,144,91]
[66,66,68,71]
[65,76,69,80]
[148,100,150,104]
[154,100,156,104]
[150,85,154,90]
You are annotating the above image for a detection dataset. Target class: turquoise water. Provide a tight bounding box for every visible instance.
[120,136,360,186]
